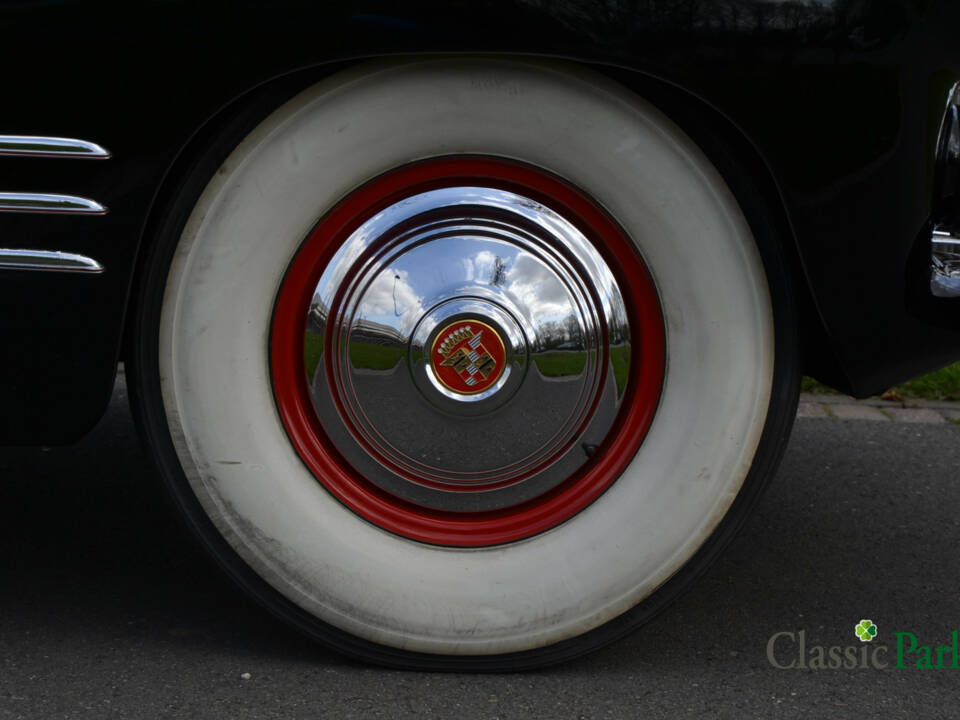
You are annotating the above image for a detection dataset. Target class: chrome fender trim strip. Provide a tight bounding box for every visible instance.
[0,192,107,214]
[0,248,104,273]
[0,135,110,159]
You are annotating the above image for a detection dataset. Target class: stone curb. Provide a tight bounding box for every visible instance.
[801,392,960,410]
[798,393,960,424]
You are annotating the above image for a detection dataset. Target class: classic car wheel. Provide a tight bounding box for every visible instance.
[130,58,798,669]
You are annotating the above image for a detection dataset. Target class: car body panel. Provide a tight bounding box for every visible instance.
[2,0,959,442]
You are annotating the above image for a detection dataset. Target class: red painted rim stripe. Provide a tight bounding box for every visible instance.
[270,156,665,546]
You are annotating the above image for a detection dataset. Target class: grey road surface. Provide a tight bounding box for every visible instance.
[2,382,960,719]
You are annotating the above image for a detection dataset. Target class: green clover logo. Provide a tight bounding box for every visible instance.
[855,619,878,642]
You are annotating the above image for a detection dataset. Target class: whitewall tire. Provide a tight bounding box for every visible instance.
[130,58,798,669]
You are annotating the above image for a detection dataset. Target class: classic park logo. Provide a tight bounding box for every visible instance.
[855,619,878,642]
[766,620,960,670]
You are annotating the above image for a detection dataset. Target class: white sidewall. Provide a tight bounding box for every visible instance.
[159,58,774,655]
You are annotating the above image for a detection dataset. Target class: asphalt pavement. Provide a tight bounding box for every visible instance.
[2,380,960,719]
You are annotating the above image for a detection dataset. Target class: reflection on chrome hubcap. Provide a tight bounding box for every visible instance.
[305,185,631,511]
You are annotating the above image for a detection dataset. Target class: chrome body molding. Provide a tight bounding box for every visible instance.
[931,229,960,298]
[0,135,110,159]
[0,192,107,214]
[0,249,104,273]
[931,83,960,298]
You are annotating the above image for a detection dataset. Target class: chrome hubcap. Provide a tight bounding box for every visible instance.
[305,186,631,511]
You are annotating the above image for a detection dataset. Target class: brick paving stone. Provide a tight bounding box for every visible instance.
[828,404,890,421]
[885,407,946,424]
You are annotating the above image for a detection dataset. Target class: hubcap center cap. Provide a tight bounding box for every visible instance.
[430,319,506,396]
[410,299,527,412]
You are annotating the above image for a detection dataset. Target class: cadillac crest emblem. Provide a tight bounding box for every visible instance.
[431,320,506,395]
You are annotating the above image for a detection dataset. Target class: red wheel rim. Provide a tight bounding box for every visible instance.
[271,156,664,546]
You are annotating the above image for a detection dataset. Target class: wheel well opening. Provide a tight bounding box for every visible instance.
[593,64,849,393]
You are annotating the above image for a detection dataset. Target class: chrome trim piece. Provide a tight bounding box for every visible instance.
[931,84,960,297]
[0,248,103,273]
[306,186,631,512]
[931,228,960,297]
[0,135,110,159]
[0,192,107,214]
